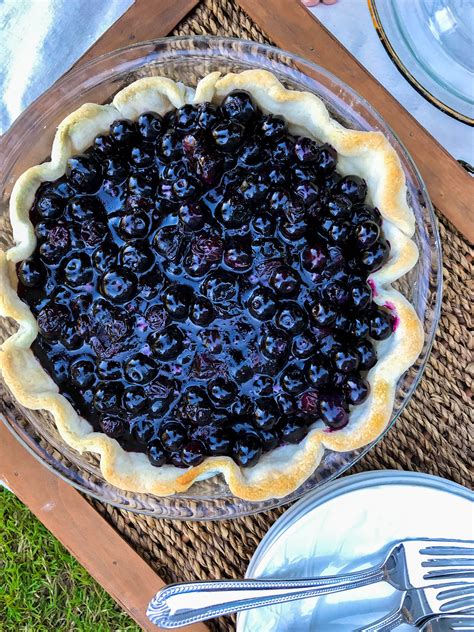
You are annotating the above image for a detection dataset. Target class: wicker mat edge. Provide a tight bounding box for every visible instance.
[84,2,473,632]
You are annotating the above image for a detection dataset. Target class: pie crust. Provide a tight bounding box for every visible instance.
[0,70,423,501]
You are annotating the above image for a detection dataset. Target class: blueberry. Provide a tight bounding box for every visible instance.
[94,134,116,156]
[272,137,295,163]
[110,119,136,144]
[254,398,280,430]
[345,375,370,405]
[69,358,95,389]
[292,332,316,359]
[179,201,206,229]
[104,157,128,180]
[278,418,308,443]
[319,333,342,357]
[319,394,349,429]
[130,145,155,167]
[100,415,126,438]
[266,167,288,186]
[221,91,256,125]
[173,176,200,200]
[195,153,222,186]
[131,417,155,444]
[66,155,101,192]
[202,271,238,304]
[310,302,337,326]
[270,266,300,296]
[369,309,394,340]
[350,283,372,311]
[119,241,154,272]
[174,104,198,131]
[181,386,212,425]
[238,177,269,204]
[361,241,389,272]
[232,435,262,467]
[281,219,307,242]
[252,375,274,397]
[101,269,137,303]
[328,220,351,244]
[275,303,307,334]
[149,325,184,360]
[123,386,147,413]
[268,188,290,214]
[34,220,53,242]
[327,195,352,219]
[63,253,93,286]
[17,258,45,287]
[161,421,187,451]
[335,175,367,203]
[204,427,231,456]
[260,330,288,359]
[66,196,103,223]
[147,441,167,466]
[218,196,250,227]
[163,284,192,320]
[197,102,219,130]
[355,221,380,248]
[81,220,107,247]
[238,139,267,169]
[93,242,118,273]
[314,144,337,174]
[37,303,68,339]
[97,359,123,380]
[353,203,383,227]
[352,316,370,339]
[224,244,252,272]
[333,349,359,373]
[137,111,163,140]
[35,191,65,220]
[322,281,350,307]
[189,296,215,326]
[295,181,319,207]
[49,355,69,384]
[39,226,70,262]
[252,212,275,236]
[302,245,327,272]
[276,393,297,415]
[125,354,157,384]
[118,212,150,240]
[298,390,320,416]
[280,365,307,395]
[160,131,183,160]
[294,136,319,162]
[248,287,277,320]
[153,226,183,261]
[256,113,287,139]
[93,382,121,412]
[212,121,245,152]
[305,360,331,388]
[259,429,279,451]
[181,440,206,466]
[208,378,237,405]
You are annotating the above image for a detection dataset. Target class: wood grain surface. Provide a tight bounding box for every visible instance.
[236,0,474,242]
[0,420,208,632]
[77,0,198,65]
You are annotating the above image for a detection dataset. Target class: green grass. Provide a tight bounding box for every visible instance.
[0,488,140,632]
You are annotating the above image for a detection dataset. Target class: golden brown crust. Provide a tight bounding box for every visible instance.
[0,70,424,501]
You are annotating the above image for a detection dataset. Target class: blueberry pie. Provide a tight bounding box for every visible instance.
[0,70,423,500]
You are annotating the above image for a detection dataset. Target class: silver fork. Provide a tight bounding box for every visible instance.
[147,539,474,629]
[356,586,474,631]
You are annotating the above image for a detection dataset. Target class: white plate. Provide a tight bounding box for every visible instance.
[238,471,473,631]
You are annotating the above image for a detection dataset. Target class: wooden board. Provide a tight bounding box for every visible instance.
[77,0,198,66]
[236,0,474,242]
[0,420,208,632]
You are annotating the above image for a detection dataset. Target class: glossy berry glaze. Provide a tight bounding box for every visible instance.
[16,91,394,470]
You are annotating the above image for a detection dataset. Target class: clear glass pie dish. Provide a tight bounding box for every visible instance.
[0,36,442,520]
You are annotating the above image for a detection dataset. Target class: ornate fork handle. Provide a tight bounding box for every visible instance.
[147,565,385,629]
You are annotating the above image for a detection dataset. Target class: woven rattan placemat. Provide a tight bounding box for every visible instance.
[1,2,472,631]
[91,3,473,630]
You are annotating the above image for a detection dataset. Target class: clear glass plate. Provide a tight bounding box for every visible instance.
[369,0,474,125]
[0,36,442,520]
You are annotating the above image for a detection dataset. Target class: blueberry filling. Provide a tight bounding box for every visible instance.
[17,91,394,469]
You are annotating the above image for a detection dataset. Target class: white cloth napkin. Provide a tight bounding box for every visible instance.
[0,0,133,134]
[308,0,474,165]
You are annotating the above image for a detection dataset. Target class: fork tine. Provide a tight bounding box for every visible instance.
[423,558,474,568]
[424,570,474,582]
[418,540,474,556]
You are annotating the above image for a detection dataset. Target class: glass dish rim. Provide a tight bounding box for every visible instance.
[0,35,443,519]
[368,0,474,126]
